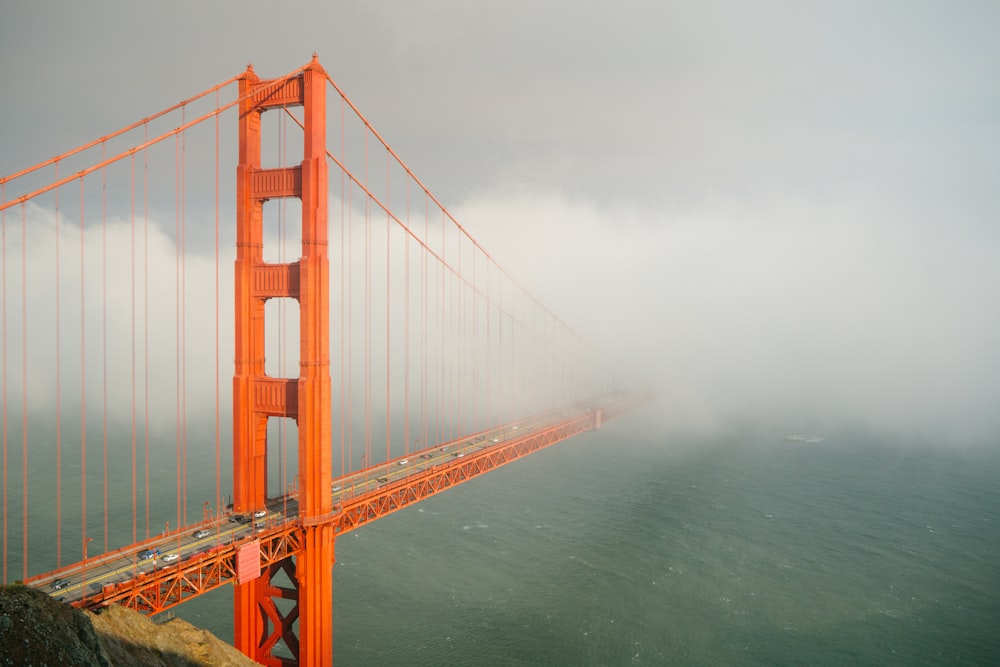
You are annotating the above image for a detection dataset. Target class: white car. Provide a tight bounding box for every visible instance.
[397,459,408,466]
[161,553,180,563]
[253,510,267,519]
[192,529,211,539]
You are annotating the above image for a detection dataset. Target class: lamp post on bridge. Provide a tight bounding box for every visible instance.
[83,536,93,561]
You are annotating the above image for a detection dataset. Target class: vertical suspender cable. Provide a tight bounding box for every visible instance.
[1,184,7,583]
[422,195,428,449]
[385,149,390,463]
[21,204,27,579]
[175,133,182,530]
[181,110,188,526]
[548,315,553,407]
[439,209,444,445]
[456,220,461,437]
[143,126,150,539]
[131,153,137,543]
[449,214,454,437]
[215,91,221,515]
[347,179,353,474]
[403,179,410,455]
[441,215,458,441]
[102,142,109,554]
[508,280,513,417]
[364,133,371,468]
[497,266,503,424]
[54,164,62,567]
[339,94,346,476]
[526,293,531,416]
[472,249,476,430]
[434,211,440,445]
[79,178,87,561]
[485,259,491,426]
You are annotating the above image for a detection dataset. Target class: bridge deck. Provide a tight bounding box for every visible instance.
[25,393,634,615]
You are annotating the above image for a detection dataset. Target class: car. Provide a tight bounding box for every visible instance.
[51,578,70,591]
[453,452,465,458]
[254,521,266,530]
[193,529,211,539]
[511,425,518,430]
[253,510,267,519]
[491,438,500,443]
[397,459,408,466]
[419,453,432,459]
[376,476,388,483]
[161,553,180,563]
[332,485,342,492]
[137,549,157,561]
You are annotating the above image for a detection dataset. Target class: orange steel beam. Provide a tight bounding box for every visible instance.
[233,59,270,664]
[75,521,304,615]
[332,412,604,534]
[233,55,332,666]
[294,54,334,667]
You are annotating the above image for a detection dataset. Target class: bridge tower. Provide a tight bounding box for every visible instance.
[233,56,334,665]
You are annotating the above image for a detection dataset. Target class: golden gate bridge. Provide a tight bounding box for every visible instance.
[0,56,637,665]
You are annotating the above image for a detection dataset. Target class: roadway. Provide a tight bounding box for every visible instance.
[26,398,623,606]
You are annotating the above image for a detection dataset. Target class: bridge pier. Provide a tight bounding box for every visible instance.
[234,534,334,666]
[297,526,335,664]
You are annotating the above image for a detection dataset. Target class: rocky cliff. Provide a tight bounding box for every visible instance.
[0,584,260,667]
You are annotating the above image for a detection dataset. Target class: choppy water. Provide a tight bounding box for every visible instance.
[168,420,999,665]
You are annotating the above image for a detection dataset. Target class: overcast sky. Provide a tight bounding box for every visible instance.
[2,1,999,443]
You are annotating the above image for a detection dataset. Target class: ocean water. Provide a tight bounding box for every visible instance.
[170,420,1000,665]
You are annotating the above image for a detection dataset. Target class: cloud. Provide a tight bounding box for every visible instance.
[454,186,1000,443]
[3,1,998,447]
[3,203,232,432]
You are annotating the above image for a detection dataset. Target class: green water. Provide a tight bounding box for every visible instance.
[4,413,997,664]
[165,422,999,665]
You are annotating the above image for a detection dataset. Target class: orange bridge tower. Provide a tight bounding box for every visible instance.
[232,56,334,665]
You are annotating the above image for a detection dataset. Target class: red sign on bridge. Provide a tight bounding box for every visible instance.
[236,540,261,585]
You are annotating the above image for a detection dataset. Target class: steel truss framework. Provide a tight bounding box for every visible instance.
[334,413,603,532]
[71,405,630,618]
[76,522,304,614]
